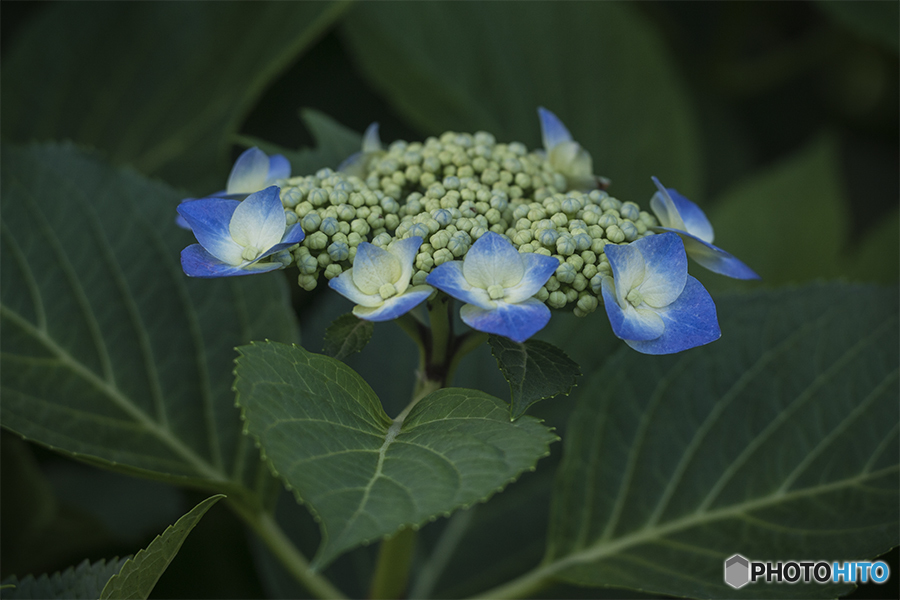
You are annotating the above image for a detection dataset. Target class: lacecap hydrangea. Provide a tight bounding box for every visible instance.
[178,109,756,354]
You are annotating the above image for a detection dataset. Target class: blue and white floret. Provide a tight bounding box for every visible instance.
[178,186,304,277]
[329,236,433,322]
[650,177,759,280]
[426,232,559,343]
[600,232,720,354]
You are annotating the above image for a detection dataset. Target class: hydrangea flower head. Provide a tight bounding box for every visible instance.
[178,186,304,277]
[601,232,720,354]
[338,122,385,178]
[427,232,559,342]
[538,107,597,192]
[329,236,433,321]
[650,177,759,280]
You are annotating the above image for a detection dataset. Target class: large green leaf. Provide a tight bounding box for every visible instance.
[536,283,898,599]
[99,495,223,600]
[1,2,350,190]
[0,143,297,494]
[816,0,900,54]
[234,341,557,569]
[341,1,703,201]
[0,558,127,600]
[704,135,848,289]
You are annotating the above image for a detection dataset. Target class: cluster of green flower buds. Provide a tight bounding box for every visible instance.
[273,129,658,316]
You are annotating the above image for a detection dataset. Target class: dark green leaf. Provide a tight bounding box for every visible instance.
[234,341,557,569]
[0,558,127,600]
[322,314,374,361]
[1,2,351,190]
[705,134,848,289]
[341,2,703,201]
[99,495,223,600]
[488,336,580,420]
[539,283,898,599]
[0,143,296,492]
[234,108,363,177]
[844,207,899,284]
[816,0,899,53]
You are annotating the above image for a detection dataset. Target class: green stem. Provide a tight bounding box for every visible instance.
[227,499,347,599]
[368,527,418,599]
[427,294,453,370]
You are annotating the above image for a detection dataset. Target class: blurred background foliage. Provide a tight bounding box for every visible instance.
[2,1,897,598]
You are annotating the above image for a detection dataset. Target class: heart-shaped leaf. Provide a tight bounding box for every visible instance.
[488,335,581,420]
[234,341,557,568]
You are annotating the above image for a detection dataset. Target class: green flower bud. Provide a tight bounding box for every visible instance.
[412,270,429,286]
[335,204,355,221]
[416,251,435,271]
[285,210,299,226]
[385,213,400,230]
[597,213,618,228]
[423,156,441,173]
[296,253,318,275]
[534,246,552,257]
[294,201,314,218]
[281,187,303,208]
[329,189,349,205]
[324,263,343,280]
[351,219,370,236]
[419,172,437,187]
[545,275,560,291]
[306,231,328,250]
[433,248,454,265]
[566,255,584,271]
[572,273,587,292]
[308,188,328,206]
[536,286,550,302]
[583,263,598,280]
[300,212,322,232]
[556,235,576,255]
[620,221,639,242]
[372,232,392,247]
[573,232,593,251]
[576,292,600,316]
[518,243,535,253]
[581,250,597,264]
[327,241,350,262]
[513,230,533,246]
[298,273,318,291]
[320,217,340,236]
[470,225,488,240]
[620,201,640,221]
[591,238,607,254]
[600,197,622,212]
[556,262,577,284]
[448,233,470,257]
[547,290,567,309]
[606,225,625,243]
[431,229,452,249]
[565,288,579,303]
[317,252,332,268]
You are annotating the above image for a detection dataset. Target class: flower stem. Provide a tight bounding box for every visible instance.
[368,526,418,599]
[227,498,347,599]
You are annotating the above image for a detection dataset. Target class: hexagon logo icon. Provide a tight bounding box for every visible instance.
[724,554,751,589]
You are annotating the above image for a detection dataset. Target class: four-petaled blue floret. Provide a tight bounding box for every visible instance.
[329,236,433,321]
[177,147,290,230]
[600,232,720,354]
[649,177,759,280]
[178,186,304,277]
[426,232,559,343]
